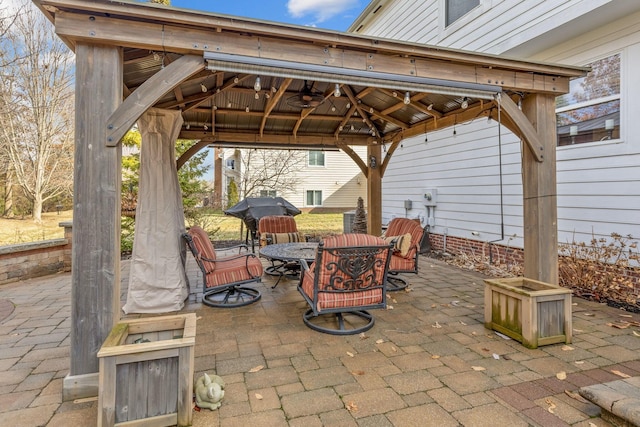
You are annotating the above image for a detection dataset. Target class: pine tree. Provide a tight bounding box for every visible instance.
[352,197,367,234]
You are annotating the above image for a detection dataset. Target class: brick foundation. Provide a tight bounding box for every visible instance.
[0,222,72,285]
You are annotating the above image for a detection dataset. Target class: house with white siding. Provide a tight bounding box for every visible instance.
[350,0,640,253]
[220,147,367,212]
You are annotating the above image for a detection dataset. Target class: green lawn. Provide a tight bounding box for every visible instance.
[0,210,344,246]
[200,212,345,241]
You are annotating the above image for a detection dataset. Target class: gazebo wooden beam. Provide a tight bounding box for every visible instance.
[52,10,575,95]
[106,55,204,146]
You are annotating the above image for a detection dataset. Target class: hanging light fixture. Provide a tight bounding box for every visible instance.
[253,76,261,91]
[403,91,411,105]
[334,83,341,97]
[200,83,207,92]
[461,97,469,109]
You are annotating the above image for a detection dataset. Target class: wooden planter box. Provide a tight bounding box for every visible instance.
[484,277,572,349]
[97,314,196,427]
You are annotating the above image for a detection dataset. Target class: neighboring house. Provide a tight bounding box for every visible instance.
[350,0,640,251]
[220,147,367,212]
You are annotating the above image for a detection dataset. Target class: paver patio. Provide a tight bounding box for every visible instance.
[1,254,638,426]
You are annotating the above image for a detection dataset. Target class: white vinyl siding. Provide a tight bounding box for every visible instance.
[356,1,640,246]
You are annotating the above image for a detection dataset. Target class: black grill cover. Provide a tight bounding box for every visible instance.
[224,197,301,236]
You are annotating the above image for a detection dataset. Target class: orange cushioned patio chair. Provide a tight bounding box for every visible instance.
[183,225,263,308]
[383,218,427,291]
[297,233,393,335]
[258,215,307,277]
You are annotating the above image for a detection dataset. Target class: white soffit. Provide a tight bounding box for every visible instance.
[204,52,501,100]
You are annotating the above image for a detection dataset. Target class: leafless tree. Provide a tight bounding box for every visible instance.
[0,1,74,221]
[237,149,306,200]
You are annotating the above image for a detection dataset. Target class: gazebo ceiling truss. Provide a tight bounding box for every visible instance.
[37,0,586,170]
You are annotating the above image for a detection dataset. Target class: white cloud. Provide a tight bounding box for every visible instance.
[287,0,359,23]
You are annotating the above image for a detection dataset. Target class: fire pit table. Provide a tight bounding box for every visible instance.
[259,242,318,287]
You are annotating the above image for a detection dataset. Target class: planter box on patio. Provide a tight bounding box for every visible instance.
[97,313,196,427]
[484,277,572,349]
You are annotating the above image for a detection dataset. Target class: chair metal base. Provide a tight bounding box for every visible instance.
[302,309,375,335]
[386,272,408,291]
[202,286,261,308]
[265,262,301,288]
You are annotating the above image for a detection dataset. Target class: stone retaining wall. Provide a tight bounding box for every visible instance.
[0,222,72,285]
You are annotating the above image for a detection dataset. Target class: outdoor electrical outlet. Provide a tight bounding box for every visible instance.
[471,231,480,236]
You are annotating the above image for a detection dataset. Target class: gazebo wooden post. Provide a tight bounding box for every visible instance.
[214,147,223,208]
[63,43,123,401]
[367,144,383,236]
[521,93,559,284]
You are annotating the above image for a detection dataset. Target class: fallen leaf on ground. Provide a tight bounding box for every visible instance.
[351,370,365,376]
[471,331,477,336]
[588,423,597,427]
[556,371,567,380]
[495,331,511,340]
[545,398,557,413]
[565,390,588,403]
[451,300,460,306]
[502,355,511,360]
[583,313,595,317]
[607,321,630,329]
[376,339,384,344]
[575,361,585,365]
[432,322,442,328]
[359,332,368,340]
[573,328,584,333]
[620,314,633,318]
[431,355,440,359]
[391,346,397,352]
[346,402,358,412]
[346,351,355,357]
[404,287,413,293]
[460,321,467,326]
[391,298,397,303]
[561,345,574,351]
[387,305,394,310]
[431,304,437,308]
[492,353,500,360]
[248,365,264,373]
[471,366,486,371]
[612,370,631,378]
[481,348,490,352]
[633,331,640,337]
[255,393,263,400]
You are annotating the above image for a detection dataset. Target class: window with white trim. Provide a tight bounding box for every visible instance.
[259,189,276,197]
[556,53,620,146]
[308,150,325,167]
[306,190,322,206]
[226,159,235,170]
[445,0,480,26]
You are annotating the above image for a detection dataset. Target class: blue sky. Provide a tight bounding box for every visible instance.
[170,0,367,31]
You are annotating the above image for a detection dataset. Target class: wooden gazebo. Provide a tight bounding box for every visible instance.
[33,0,587,400]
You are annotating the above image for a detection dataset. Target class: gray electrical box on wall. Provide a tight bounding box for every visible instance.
[423,188,437,206]
[404,200,412,210]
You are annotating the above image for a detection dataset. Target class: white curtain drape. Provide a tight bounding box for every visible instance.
[123,108,188,314]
